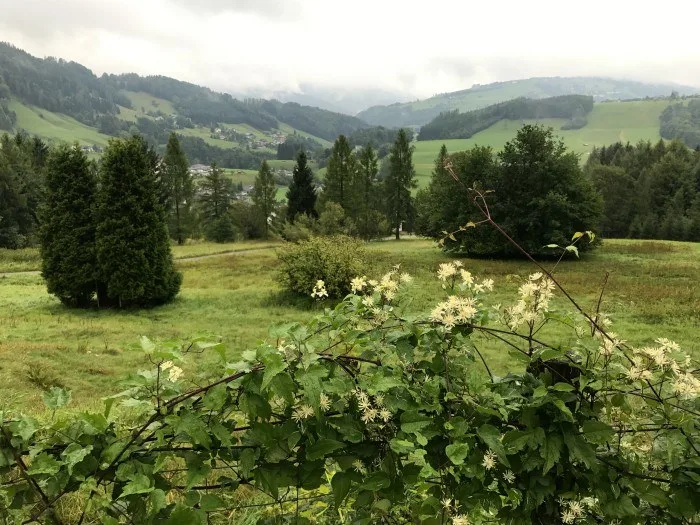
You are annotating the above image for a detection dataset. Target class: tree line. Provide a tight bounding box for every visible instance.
[418,95,594,140]
[585,139,700,240]
[659,99,700,149]
[284,130,417,241]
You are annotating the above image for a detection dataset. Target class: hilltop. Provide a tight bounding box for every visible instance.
[356,76,700,128]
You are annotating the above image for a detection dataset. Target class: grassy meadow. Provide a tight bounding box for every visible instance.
[412,100,669,186]
[1,238,698,414]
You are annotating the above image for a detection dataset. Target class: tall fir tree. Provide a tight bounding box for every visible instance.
[322,135,357,214]
[198,163,235,242]
[252,160,276,239]
[39,144,98,307]
[286,150,317,222]
[96,136,181,307]
[384,129,417,239]
[356,143,379,239]
[161,133,194,245]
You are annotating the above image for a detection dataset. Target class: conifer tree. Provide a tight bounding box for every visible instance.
[286,150,317,222]
[198,163,235,242]
[322,135,357,214]
[356,144,380,239]
[39,144,98,307]
[161,133,194,245]
[384,129,417,239]
[252,160,276,239]
[96,136,181,307]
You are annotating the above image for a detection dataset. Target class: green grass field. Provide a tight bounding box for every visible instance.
[121,90,176,115]
[412,100,669,187]
[8,99,112,147]
[1,238,698,413]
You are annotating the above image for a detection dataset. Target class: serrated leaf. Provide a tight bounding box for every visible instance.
[564,434,596,468]
[400,411,433,434]
[61,443,93,474]
[445,443,469,465]
[203,384,228,411]
[541,433,562,474]
[552,399,574,421]
[26,453,61,476]
[260,352,287,390]
[389,439,415,454]
[477,424,509,466]
[119,473,153,498]
[43,387,71,410]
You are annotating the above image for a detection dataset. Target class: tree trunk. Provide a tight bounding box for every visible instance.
[175,201,183,245]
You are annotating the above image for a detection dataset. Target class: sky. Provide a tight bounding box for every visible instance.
[2,0,700,102]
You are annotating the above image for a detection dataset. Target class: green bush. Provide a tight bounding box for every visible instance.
[276,235,367,298]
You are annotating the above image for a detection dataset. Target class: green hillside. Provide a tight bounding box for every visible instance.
[8,98,112,146]
[358,77,698,128]
[412,99,669,187]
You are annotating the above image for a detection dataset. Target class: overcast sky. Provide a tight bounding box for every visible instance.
[2,0,700,100]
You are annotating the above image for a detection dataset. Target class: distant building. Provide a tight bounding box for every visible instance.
[189,164,212,176]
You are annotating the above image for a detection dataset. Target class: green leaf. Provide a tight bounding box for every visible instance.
[551,383,575,392]
[306,439,344,461]
[544,244,560,249]
[332,471,352,506]
[389,439,415,454]
[173,413,211,449]
[582,421,614,444]
[26,453,61,476]
[203,384,228,411]
[361,471,390,491]
[140,336,155,353]
[297,364,327,407]
[260,352,287,390]
[477,424,509,466]
[61,443,93,474]
[149,489,167,513]
[119,473,153,498]
[541,433,562,474]
[11,416,39,441]
[239,448,256,479]
[571,231,584,241]
[445,443,470,465]
[400,411,433,434]
[564,434,596,468]
[270,372,295,404]
[43,387,72,410]
[200,494,226,511]
[164,504,206,525]
[552,399,574,421]
[565,245,579,258]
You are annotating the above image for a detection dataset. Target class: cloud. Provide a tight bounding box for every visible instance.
[0,0,699,105]
[170,0,304,18]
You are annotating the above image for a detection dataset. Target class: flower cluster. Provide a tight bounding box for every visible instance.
[161,360,183,382]
[430,295,479,329]
[311,280,328,299]
[351,266,411,304]
[429,262,492,330]
[354,388,391,424]
[503,272,555,330]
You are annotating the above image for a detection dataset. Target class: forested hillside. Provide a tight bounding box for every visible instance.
[660,99,700,148]
[0,42,370,168]
[357,76,699,128]
[418,95,594,140]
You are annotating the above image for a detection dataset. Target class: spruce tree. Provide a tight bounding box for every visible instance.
[384,129,417,239]
[96,136,181,307]
[356,144,379,239]
[198,163,235,242]
[252,160,276,239]
[161,133,194,245]
[286,150,317,222]
[39,144,98,307]
[322,135,357,214]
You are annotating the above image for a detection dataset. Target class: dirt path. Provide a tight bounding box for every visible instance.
[0,246,278,279]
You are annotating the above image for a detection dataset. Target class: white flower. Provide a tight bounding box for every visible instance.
[503,470,515,483]
[311,280,328,299]
[362,295,375,308]
[399,272,413,283]
[319,393,331,411]
[361,408,378,424]
[168,366,183,382]
[379,408,392,423]
[350,276,367,294]
[561,509,576,524]
[452,515,470,525]
[460,269,474,286]
[352,459,366,474]
[437,263,457,281]
[292,404,314,422]
[161,360,173,371]
[481,450,497,470]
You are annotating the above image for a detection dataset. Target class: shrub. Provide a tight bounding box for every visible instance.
[276,235,367,298]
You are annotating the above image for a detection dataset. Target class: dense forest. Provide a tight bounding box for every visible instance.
[585,140,700,240]
[418,95,594,140]
[660,99,700,148]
